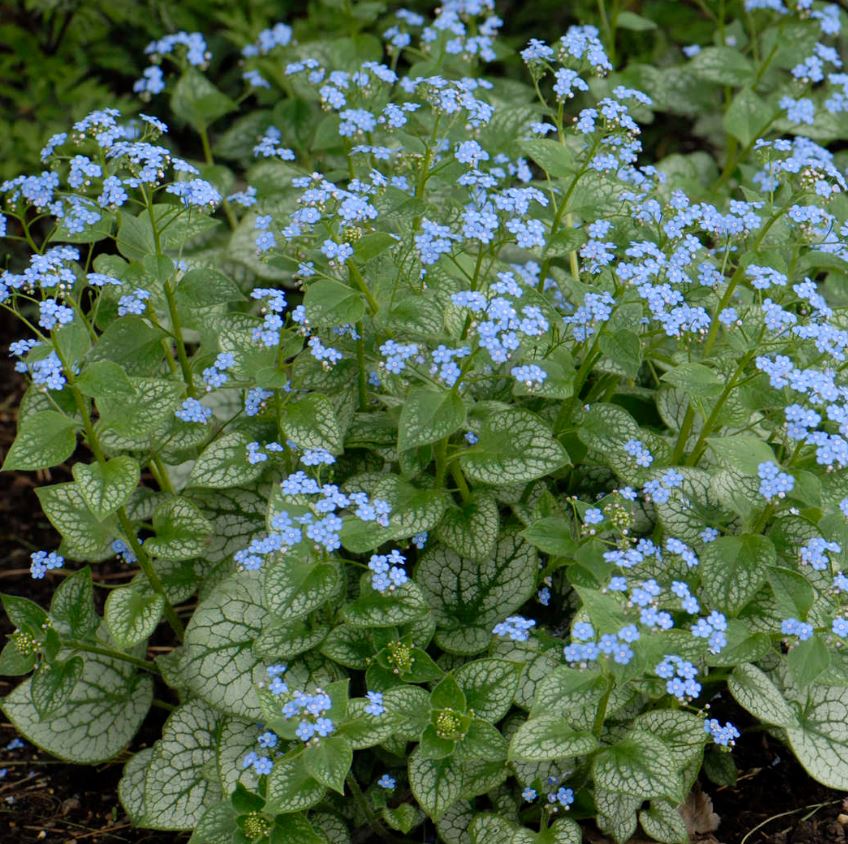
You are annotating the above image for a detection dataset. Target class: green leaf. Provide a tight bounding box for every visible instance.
[460,407,568,485]
[457,718,508,762]
[76,360,136,401]
[707,435,775,476]
[786,685,848,789]
[639,800,689,844]
[193,801,237,844]
[398,387,466,451]
[592,731,679,799]
[454,658,520,722]
[470,814,532,844]
[2,594,48,635]
[272,815,326,844]
[508,716,598,762]
[728,663,797,728]
[596,787,639,844]
[2,650,152,763]
[616,10,657,30]
[408,748,464,821]
[182,574,263,719]
[145,497,212,561]
[303,279,366,326]
[49,567,98,639]
[142,700,224,830]
[0,639,37,675]
[724,86,774,147]
[36,482,115,560]
[431,673,467,712]
[519,139,576,178]
[283,394,344,453]
[87,318,165,376]
[264,555,342,620]
[119,748,154,825]
[98,378,183,439]
[690,46,754,86]
[434,493,499,562]
[171,67,236,131]
[304,735,353,794]
[355,231,397,262]
[343,581,430,628]
[520,517,576,557]
[599,330,642,378]
[382,803,422,835]
[3,411,78,471]
[374,474,450,541]
[30,656,83,719]
[767,566,815,619]
[661,363,723,398]
[701,534,775,615]
[266,755,326,814]
[254,620,328,661]
[633,710,706,770]
[787,635,831,688]
[542,819,582,844]
[189,432,265,489]
[176,268,244,308]
[105,586,165,649]
[417,534,537,654]
[72,457,140,520]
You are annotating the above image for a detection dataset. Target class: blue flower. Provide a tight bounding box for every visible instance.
[364,691,385,716]
[758,461,794,501]
[705,719,739,748]
[378,774,396,790]
[30,550,63,579]
[175,398,212,424]
[781,617,814,640]
[492,615,536,642]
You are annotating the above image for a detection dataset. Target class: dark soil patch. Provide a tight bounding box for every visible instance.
[0,309,845,843]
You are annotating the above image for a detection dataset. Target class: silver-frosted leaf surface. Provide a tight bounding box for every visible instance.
[417,534,537,654]
[182,573,263,718]
[118,747,154,825]
[408,747,464,821]
[786,684,848,789]
[460,407,569,485]
[2,651,152,763]
[142,700,223,830]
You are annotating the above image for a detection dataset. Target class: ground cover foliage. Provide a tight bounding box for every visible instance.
[3,1,848,842]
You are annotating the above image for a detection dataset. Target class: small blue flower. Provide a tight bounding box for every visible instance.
[492,615,536,642]
[175,398,212,424]
[364,691,385,717]
[30,550,63,579]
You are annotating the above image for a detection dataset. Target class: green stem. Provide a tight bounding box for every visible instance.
[685,355,756,466]
[64,639,160,674]
[163,278,196,394]
[450,461,471,503]
[198,125,237,231]
[670,405,697,465]
[356,321,368,410]
[149,455,176,494]
[592,673,614,738]
[346,774,395,843]
[55,350,185,641]
[117,509,185,640]
[434,437,449,487]
[348,261,380,315]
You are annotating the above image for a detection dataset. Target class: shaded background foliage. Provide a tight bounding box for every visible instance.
[0,0,715,182]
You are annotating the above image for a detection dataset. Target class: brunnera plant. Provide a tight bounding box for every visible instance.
[3,1,848,842]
